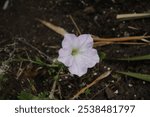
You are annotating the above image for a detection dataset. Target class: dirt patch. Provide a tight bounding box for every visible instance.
[0,0,150,99]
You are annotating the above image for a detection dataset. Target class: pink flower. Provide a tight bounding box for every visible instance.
[58,34,99,77]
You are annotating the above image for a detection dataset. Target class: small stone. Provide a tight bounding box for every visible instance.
[128,83,133,87]
[124,31,130,37]
[58,79,62,82]
[114,90,118,94]
[116,50,120,53]
[134,94,137,98]
[103,11,106,14]
[104,66,107,69]
[112,28,115,31]
[107,67,111,70]
[93,72,97,76]
[94,15,98,21]
[110,7,113,10]
[68,85,72,88]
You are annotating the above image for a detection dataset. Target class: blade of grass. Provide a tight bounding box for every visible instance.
[117,71,150,82]
[116,54,150,61]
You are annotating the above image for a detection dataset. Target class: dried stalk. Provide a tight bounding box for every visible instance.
[117,13,150,21]
[92,35,150,42]
[70,71,111,100]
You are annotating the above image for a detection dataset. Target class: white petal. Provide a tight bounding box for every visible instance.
[58,55,74,67]
[58,49,73,66]
[78,34,93,51]
[69,56,88,77]
[62,34,77,49]
[58,48,71,57]
[79,49,100,68]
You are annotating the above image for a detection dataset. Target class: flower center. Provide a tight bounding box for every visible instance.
[71,48,79,56]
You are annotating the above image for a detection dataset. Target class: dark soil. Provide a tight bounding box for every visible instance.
[0,0,150,100]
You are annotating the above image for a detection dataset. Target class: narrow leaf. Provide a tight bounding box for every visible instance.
[117,71,150,82]
[117,54,150,61]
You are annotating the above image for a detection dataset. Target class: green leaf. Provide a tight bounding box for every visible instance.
[117,54,150,61]
[99,52,106,61]
[117,71,150,82]
[0,74,4,81]
[0,74,7,82]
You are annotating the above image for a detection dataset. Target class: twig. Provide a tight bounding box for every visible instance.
[36,19,150,46]
[69,15,82,35]
[17,37,53,62]
[49,80,57,99]
[117,13,150,21]
[36,18,68,36]
[49,66,63,99]
[70,71,111,100]
[94,42,148,47]
[16,61,24,80]
[141,32,150,43]
[92,35,150,42]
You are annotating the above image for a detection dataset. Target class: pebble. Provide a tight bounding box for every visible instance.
[110,7,113,10]
[111,80,115,83]
[134,94,137,98]
[124,31,130,37]
[112,28,115,31]
[116,50,120,53]
[107,67,111,70]
[65,76,68,79]
[58,79,62,82]
[128,83,133,87]
[114,90,118,94]
[93,72,97,76]
[68,85,72,88]
[103,11,106,14]
[94,15,98,21]
[104,66,107,69]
